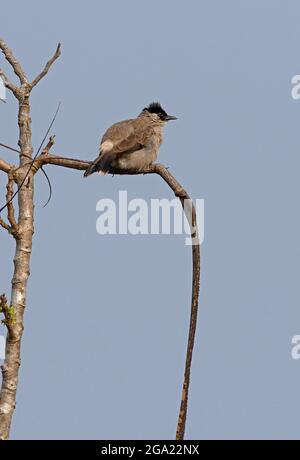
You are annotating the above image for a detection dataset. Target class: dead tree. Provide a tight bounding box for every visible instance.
[0,39,200,440]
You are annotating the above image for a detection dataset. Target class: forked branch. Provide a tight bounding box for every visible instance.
[31,44,61,88]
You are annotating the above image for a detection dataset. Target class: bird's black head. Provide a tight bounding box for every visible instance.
[143,102,177,121]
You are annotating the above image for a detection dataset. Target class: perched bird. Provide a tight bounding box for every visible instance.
[84,102,177,177]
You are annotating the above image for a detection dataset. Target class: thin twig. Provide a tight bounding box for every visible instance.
[0,103,60,214]
[31,44,61,88]
[41,135,56,155]
[0,142,53,206]
[40,135,55,207]
[0,143,21,155]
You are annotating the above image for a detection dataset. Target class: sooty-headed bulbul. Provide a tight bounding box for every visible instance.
[84,102,177,177]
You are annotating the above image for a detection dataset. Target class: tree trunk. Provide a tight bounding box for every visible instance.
[0,94,34,440]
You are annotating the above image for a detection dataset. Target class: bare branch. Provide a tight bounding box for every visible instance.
[31,44,61,88]
[154,167,200,440]
[37,154,157,173]
[0,217,11,232]
[41,135,56,155]
[0,158,11,174]
[0,176,18,237]
[0,143,21,155]
[0,142,32,161]
[6,177,18,235]
[38,153,200,440]
[0,69,20,97]
[0,38,27,84]
[37,154,90,171]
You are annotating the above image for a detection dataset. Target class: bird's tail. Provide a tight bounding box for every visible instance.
[84,153,112,177]
[84,156,102,177]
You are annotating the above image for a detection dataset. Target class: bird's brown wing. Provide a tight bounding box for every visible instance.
[101,118,152,155]
[101,119,136,145]
[84,118,152,176]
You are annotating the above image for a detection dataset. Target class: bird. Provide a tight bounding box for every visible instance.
[84,102,177,177]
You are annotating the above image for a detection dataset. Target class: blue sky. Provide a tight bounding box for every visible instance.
[1,0,300,440]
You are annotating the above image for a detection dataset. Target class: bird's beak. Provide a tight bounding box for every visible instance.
[0,99,6,104]
[165,115,177,121]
